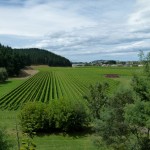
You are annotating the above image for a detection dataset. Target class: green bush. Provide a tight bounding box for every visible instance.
[46,98,90,132]
[0,67,8,82]
[20,102,48,136]
[20,99,90,134]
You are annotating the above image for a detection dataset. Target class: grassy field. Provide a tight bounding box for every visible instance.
[0,66,142,110]
[34,134,97,150]
[0,66,142,150]
[0,110,96,150]
[0,79,25,98]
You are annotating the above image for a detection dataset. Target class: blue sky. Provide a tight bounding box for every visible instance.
[0,0,150,62]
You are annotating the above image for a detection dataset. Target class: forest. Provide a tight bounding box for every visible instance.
[0,44,72,76]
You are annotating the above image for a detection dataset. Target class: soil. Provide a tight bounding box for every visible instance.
[105,74,120,78]
[11,66,39,80]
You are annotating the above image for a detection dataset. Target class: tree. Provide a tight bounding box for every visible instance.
[92,52,150,149]
[131,75,150,101]
[124,100,150,150]
[124,52,150,149]
[93,89,134,149]
[138,50,150,77]
[84,82,109,119]
[0,67,8,82]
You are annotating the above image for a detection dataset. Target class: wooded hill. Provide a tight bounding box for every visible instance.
[0,44,72,76]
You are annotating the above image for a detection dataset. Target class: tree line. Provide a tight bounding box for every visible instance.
[13,48,72,67]
[0,44,72,77]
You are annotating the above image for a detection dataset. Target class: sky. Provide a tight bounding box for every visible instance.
[0,0,150,62]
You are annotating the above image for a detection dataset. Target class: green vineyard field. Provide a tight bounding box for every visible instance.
[0,66,140,110]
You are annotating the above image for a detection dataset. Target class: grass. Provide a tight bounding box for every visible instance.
[34,134,97,150]
[0,66,129,110]
[0,79,25,98]
[113,76,132,88]
[0,110,18,149]
[0,110,97,150]
[0,66,143,150]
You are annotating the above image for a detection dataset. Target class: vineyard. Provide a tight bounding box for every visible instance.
[0,67,124,110]
[0,66,143,150]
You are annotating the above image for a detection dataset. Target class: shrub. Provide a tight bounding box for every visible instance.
[20,102,47,136]
[20,99,90,134]
[0,67,8,82]
[46,98,90,132]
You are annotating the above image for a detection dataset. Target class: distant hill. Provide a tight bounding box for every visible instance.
[14,48,71,67]
[0,43,72,76]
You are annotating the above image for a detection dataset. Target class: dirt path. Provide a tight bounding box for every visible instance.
[10,66,39,80]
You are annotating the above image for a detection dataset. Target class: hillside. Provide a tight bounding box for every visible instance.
[0,44,72,76]
[14,48,72,67]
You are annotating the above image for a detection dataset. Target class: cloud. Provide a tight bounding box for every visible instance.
[0,0,150,61]
[128,0,150,33]
[0,0,95,36]
[32,23,150,60]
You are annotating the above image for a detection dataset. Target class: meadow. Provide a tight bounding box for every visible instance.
[0,66,142,150]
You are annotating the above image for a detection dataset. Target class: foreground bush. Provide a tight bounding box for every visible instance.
[46,98,90,131]
[20,102,47,136]
[0,128,14,150]
[20,99,90,134]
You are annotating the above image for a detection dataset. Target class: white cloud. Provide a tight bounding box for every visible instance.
[128,0,150,32]
[0,0,95,36]
[0,0,150,61]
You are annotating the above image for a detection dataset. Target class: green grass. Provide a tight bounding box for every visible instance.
[0,66,131,110]
[0,110,97,150]
[0,79,25,98]
[113,76,132,88]
[34,134,97,150]
[0,66,142,110]
[0,110,18,150]
[0,66,143,150]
